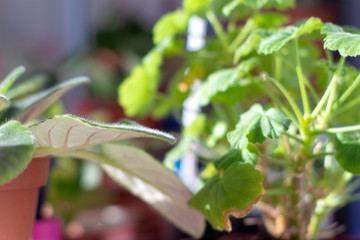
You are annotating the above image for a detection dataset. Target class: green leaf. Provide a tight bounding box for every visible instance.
[258,17,323,55]
[29,114,175,156]
[183,0,212,16]
[322,23,360,57]
[234,29,268,62]
[214,145,258,170]
[6,76,89,124]
[0,94,10,112]
[335,134,360,174]
[60,144,205,238]
[253,12,289,29]
[0,66,25,94]
[164,135,194,170]
[184,114,206,137]
[223,0,294,11]
[0,121,35,185]
[197,58,259,106]
[118,51,163,117]
[153,10,189,45]
[227,104,291,149]
[188,162,263,231]
[258,26,296,55]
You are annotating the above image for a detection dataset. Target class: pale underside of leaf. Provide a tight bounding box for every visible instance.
[58,144,205,238]
[30,114,175,156]
[14,76,89,123]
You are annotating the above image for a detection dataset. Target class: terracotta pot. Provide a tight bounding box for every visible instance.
[0,157,50,240]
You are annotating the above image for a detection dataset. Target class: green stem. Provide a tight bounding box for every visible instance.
[293,39,311,116]
[284,132,305,143]
[206,10,228,48]
[336,73,360,107]
[271,77,304,125]
[307,152,335,159]
[333,97,360,117]
[229,19,254,52]
[320,124,360,134]
[311,56,345,119]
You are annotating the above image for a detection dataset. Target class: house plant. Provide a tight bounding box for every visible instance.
[0,66,205,239]
[118,0,360,239]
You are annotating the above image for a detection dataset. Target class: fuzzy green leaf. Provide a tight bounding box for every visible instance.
[227,104,291,149]
[188,162,263,231]
[0,66,25,94]
[29,114,175,156]
[0,121,35,185]
[322,23,360,57]
[335,134,360,174]
[253,13,289,29]
[4,76,89,124]
[197,58,259,106]
[153,10,189,44]
[118,51,163,117]
[234,30,268,61]
[60,144,205,238]
[0,94,10,112]
[214,145,258,170]
[258,17,323,54]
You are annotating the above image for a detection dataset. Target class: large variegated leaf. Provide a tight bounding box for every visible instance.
[10,76,89,123]
[0,121,35,185]
[58,144,205,238]
[30,114,175,156]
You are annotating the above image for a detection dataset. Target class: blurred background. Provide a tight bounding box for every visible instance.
[2,0,360,239]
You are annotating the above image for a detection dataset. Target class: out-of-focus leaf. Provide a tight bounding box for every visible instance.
[335,134,360,174]
[153,10,189,44]
[8,76,89,123]
[60,144,205,238]
[118,51,163,117]
[0,66,25,94]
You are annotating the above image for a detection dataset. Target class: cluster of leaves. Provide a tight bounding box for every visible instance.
[118,0,360,238]
[0,67,205,238]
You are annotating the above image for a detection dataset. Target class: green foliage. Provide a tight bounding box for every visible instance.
[335,134,360,174]
[153,10,189,44]
[258,17,323,55]
[197,58,259,106]
[188,162,263,231]
[0,121,35,184]
[227,104,291,149]
[322,23,360,57]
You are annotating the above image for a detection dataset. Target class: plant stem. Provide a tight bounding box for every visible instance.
[336,73,360,107]
[206,10,228,48]
[321,124,360,134]
[311,56,345,119]
[293,39,310,116]
[229,18,254,52]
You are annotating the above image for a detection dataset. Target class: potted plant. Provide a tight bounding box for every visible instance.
[118,0,360,239]
[0,66,205,240]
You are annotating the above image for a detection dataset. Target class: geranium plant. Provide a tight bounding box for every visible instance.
[0,66,205,238]
[118,0,360,239]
